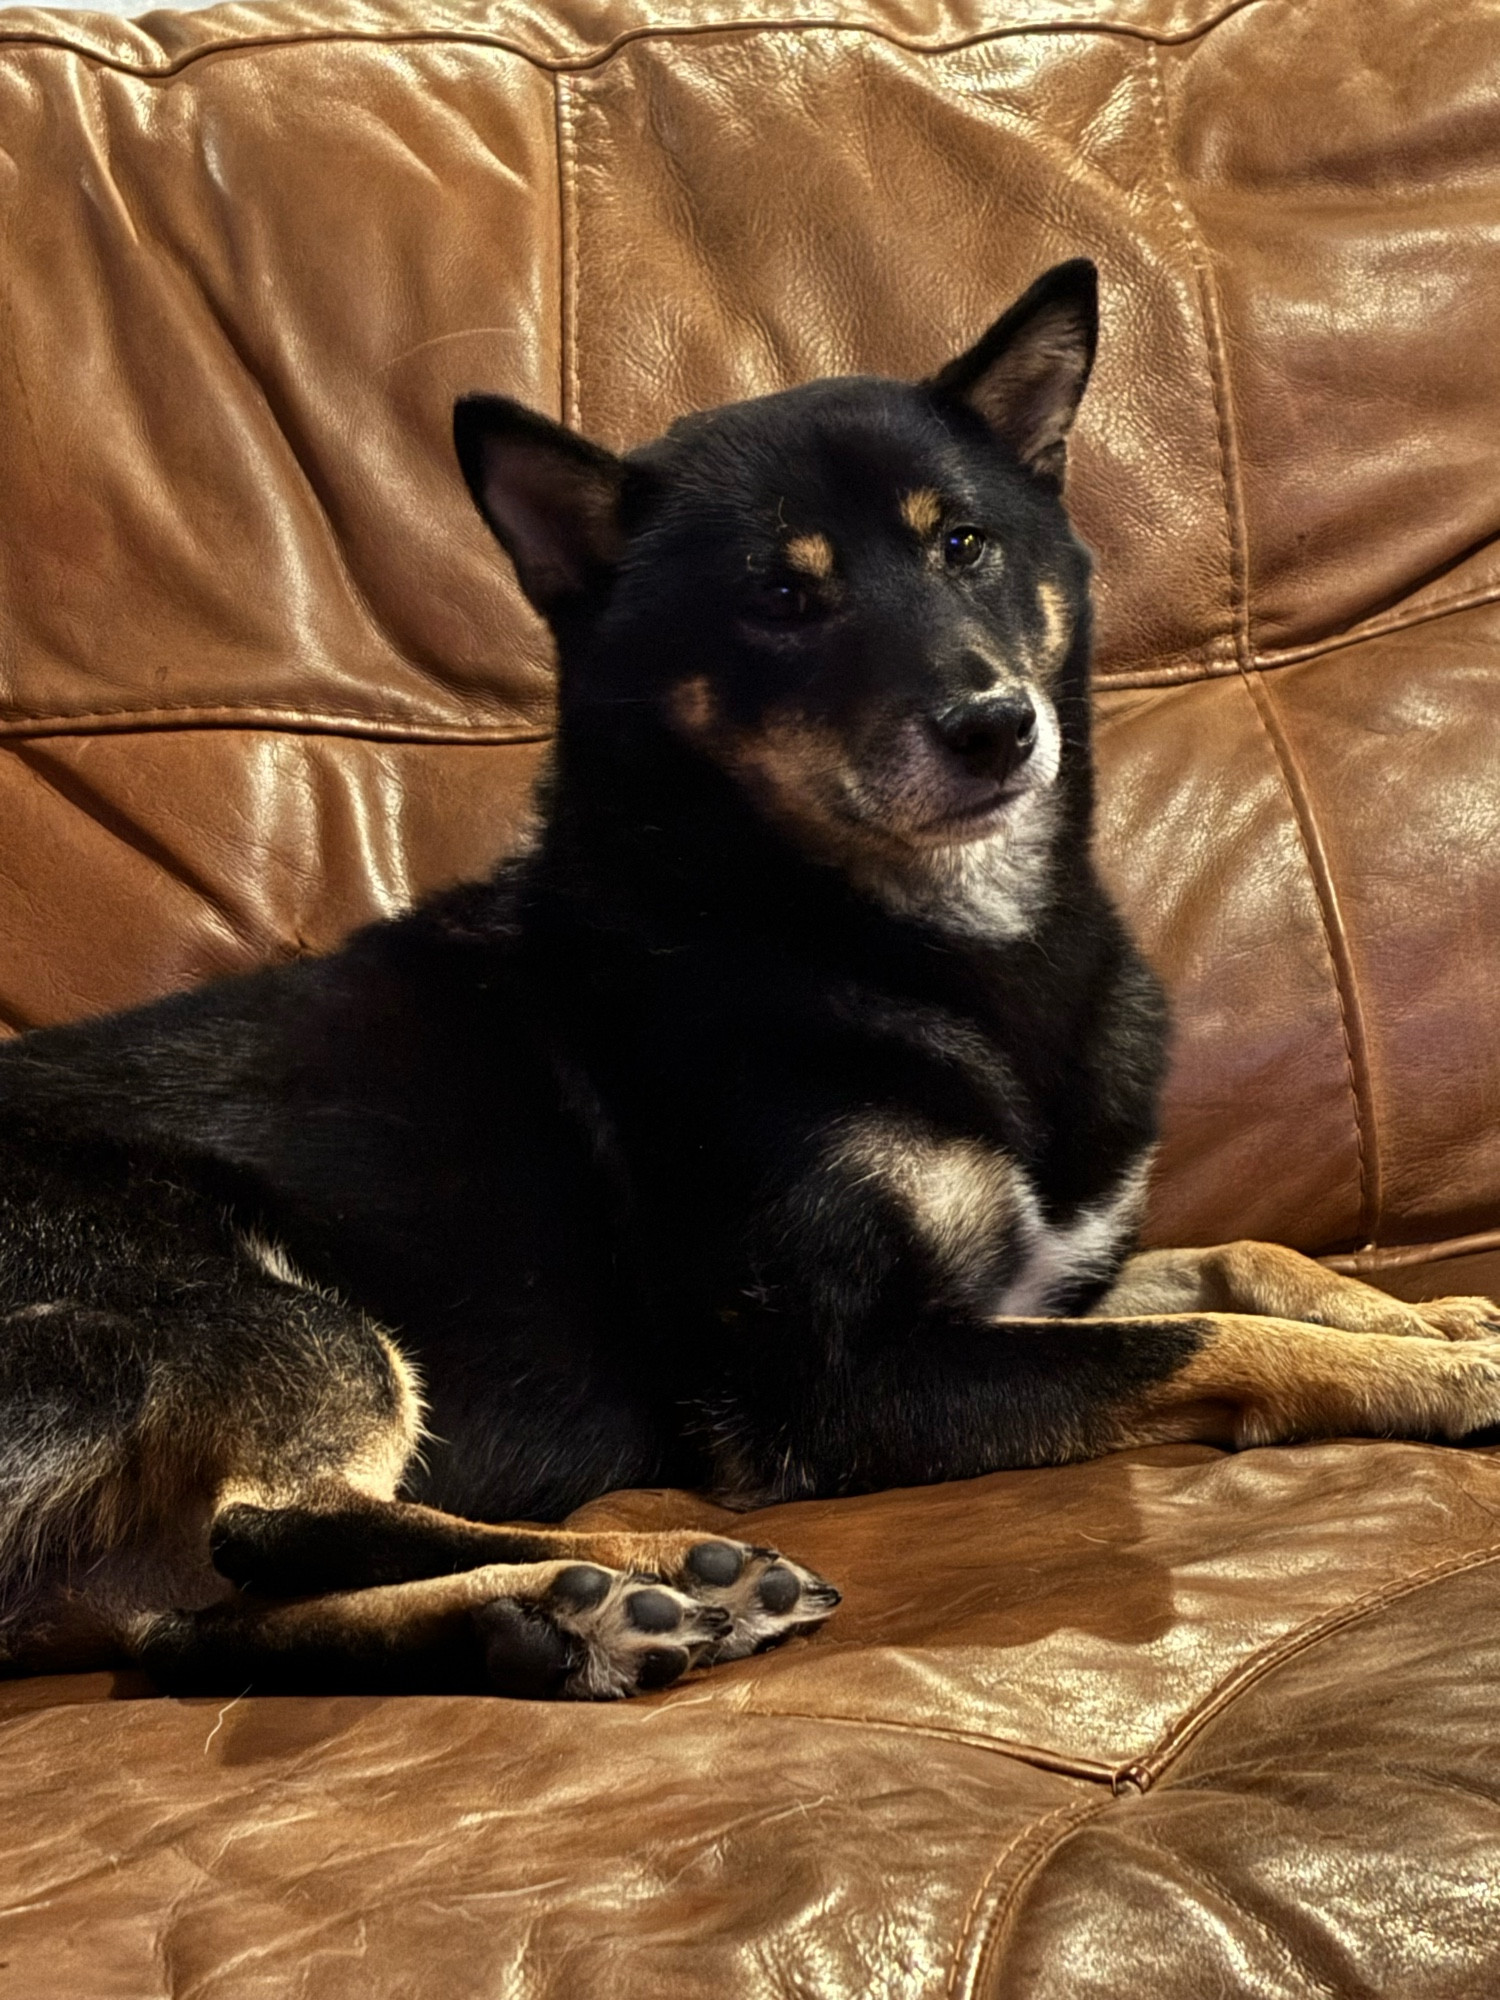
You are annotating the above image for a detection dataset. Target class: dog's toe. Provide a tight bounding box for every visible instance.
[1415,1295,1500,1342]
[669,1539,841,1662]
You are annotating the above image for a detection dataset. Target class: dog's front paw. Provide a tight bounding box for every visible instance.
[475,1564,730,1701]
[1410,1295,1500,1342]
[666,1539,841,1662]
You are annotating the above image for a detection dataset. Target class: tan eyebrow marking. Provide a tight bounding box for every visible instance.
[900,488,943,537]
[784,531,835,580]
[1037,579,1074,657]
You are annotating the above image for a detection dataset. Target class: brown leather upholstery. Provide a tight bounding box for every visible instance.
[1,0,1497,1990]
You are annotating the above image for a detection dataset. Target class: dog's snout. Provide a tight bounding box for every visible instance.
[931,694,1037,784]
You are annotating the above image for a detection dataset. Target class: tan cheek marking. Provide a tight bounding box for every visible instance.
[668,674,718,739]
[785,532,834,580]
[668,687,859,850]
[900,488,943,537]
[1036,580,1074,662]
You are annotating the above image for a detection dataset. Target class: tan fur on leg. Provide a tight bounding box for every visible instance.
[1107,1313,1500,1450]
[1098,1241,1500,1342]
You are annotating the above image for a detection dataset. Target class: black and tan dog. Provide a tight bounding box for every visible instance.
[2,260,1497,1700]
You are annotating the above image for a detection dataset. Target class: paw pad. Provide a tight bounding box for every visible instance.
[624,1587,686,1633]
[671,1541,840,1663]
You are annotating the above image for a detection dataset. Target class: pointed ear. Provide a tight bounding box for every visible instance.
[453,395,626,616]
[928,259,1098,486]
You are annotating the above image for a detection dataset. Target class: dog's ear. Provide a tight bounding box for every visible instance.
[928,259,1098,487]
[454,395,627,615]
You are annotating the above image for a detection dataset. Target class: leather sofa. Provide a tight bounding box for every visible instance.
[1,0,1498,1992]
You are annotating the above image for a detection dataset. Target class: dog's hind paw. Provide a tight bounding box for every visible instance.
[668,1539,842,1662]
[476,1564,731,1701]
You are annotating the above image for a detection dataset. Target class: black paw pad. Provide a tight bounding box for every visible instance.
[549,1564,613,1613]
[757,1564,801,1615]
[624,1588,684,1633]
[636,1645,690,1690]
[685,1541,746,1587]
[474,1598,576,1699]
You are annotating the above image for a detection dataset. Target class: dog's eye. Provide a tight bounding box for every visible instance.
[943,526,987,569]
[745,580,814,625]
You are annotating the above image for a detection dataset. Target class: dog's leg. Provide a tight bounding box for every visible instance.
[208,1490,838,1663]
[1099,1242,1500,1342]
[134,1551,824,1699]
[1101,1312,1500,1449]
[707,1311,1500,1501]
[0,1260,429,1674]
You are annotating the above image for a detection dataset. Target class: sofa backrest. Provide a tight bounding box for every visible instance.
[1,0,1497,1271]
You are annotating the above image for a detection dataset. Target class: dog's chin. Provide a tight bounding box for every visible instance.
[843,773,1049,854]
[906,782,1040,848]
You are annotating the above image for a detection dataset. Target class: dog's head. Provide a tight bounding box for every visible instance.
[455,261,1097,912]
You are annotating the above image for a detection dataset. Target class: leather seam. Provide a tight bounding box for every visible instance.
[1142,41,1377,1246]
[1120,1535,1500,1791]
[1322,1228,1500,1275]
[1097,570,1500,686]
[0,4,1275,85]
[738,1702,1116,1782]
[555,73,580,427]
[0,712,553,744]
[1250,579,1500,668]
[1141,42,1245,672]
[946,1795,1114,2000]
[1241,671,1381,1245]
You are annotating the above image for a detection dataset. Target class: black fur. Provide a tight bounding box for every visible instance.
[0,259,1182,1569]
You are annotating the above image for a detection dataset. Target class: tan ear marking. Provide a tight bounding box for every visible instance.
[900,489,943,537]
[784,531,835,580]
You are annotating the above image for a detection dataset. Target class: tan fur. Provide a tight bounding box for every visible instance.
[1108,1313,1500,1451]
[900,488,943,537]
[785,531,835,579]
[664,680,1063,941]
[0,1307,424,1629]
[668,673,718,738]
[1035,579,1073,668]
[1098,1241,1500,1342]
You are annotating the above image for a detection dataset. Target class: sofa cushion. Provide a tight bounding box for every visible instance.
[3,1439,1499,1996]
[0,0,1497,1272]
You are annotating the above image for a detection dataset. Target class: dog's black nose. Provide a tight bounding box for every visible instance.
[931,694,1037,783]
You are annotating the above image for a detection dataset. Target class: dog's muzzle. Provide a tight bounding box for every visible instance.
[929,692,1037,789]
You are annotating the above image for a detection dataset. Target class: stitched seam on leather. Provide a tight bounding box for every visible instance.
[0,712,553,744]
[1242,671,1381,1245]
[0,4,1276,85]
[1322,1227,1500,1275]
[555,74,580,428]
[1251,580,1500,668]
[1123,1536,1500,1791]
[1141,40,1244,673]
[1146,47,1379,1244]
[738,1702,1117,1781]
[946,1795,1112,2000]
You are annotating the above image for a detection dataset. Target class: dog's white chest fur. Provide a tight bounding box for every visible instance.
[828,1117,1149,1318]
[994,1164,1150,1316]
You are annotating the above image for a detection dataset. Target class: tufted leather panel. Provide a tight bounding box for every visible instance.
[2,1441,1499,1997]
[2,0,1497,1273]
[2,3,1500,1992]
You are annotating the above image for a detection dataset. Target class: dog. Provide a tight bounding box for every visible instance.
[2,258,1497,1702]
